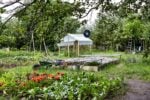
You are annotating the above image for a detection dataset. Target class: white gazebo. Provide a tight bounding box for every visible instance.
[57,34,93,56]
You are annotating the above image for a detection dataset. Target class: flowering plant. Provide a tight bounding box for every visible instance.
[29,72,65,82]
[1,72,123,100]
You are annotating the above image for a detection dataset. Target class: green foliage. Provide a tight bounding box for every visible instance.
[0,67,32,94]
[0,0,81,51]
[143,23,150,40]
[0,8,5,13]
[1,71,123,100]
[16,0,81,51]
[0,50,43,68]
[0,35,16,47]
[0,50,150,99]
[0,19,26,49]
[0,0,150,53]
[92,15,118,49]
[0,68,5,77]
[122,16,144,39]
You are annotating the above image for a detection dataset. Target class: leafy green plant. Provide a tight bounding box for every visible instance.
[0,72,123,100]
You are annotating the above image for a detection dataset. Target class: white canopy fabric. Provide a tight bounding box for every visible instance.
[58,34,93,47]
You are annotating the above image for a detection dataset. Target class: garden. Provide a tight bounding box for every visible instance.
[0,0,150,100]
[0,50,125,99]
[0,50,150,99]
[0,70,123,99]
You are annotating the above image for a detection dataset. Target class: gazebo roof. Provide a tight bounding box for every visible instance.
[58,34,93,47]
[67,34,92,42]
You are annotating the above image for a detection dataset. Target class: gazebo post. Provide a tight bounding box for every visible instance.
[74,41,78,56]
[68,44,70,57]
[67,35,70,57]
[73,44,75,54]
[77,41,80,56]
[90,45,92,54]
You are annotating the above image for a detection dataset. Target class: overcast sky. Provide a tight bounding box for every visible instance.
[0,0,121,25]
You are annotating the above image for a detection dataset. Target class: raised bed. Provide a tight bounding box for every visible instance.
[64,56,119,71]
[35,56,119,71]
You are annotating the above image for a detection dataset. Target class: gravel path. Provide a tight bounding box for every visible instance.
[123,79,150,100]
[107,79,150,100]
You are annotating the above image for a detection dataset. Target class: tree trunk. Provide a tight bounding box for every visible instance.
[134,39,136,52]
[31,31,35,52]
[29,38,32,51]
[40,38,42,52]
[43,37,48,56]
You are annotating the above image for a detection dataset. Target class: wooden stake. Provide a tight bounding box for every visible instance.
[58,46,60,56]
[68,44,70,57]
[74,41,79,56]
[67,35,70,57]
[43,38,48,56]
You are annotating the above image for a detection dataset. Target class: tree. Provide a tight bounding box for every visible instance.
[121,15,144,51]
[0,0,81,53]
[0,35,16,48]
[92,14,118,50]
[1,0,150,54]
[143,22,150,58]
[0,18,27,49]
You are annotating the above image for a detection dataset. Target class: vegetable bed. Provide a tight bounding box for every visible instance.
[0,71,123,100]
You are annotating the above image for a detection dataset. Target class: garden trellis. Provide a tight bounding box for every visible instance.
[57,34,93,56]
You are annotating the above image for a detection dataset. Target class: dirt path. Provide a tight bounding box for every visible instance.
[123,79,150,100]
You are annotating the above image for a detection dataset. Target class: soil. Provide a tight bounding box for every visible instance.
[123,79,150,100]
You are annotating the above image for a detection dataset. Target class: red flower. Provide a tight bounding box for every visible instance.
[60,72,64,76]
[30,72,65,82]
[54,75,61,80]
[48,74,54,79]
[57,72,65,76]
[41,73,47,77]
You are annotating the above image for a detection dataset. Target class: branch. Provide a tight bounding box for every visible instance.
[5,5,24,14]
[0,1,35,30]
[0,2,4,4]
[2,14,15,26]
[0,0,33,9]
[0,12,16,32]
[79,1,101,18]
[1,0,22,9]
[18,1,30,6]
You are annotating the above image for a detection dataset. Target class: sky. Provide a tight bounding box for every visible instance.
[0,0,121,25]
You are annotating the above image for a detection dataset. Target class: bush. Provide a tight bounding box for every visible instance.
[0,35,16,48]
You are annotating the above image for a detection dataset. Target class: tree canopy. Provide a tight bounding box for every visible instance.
[0,0,150,56]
